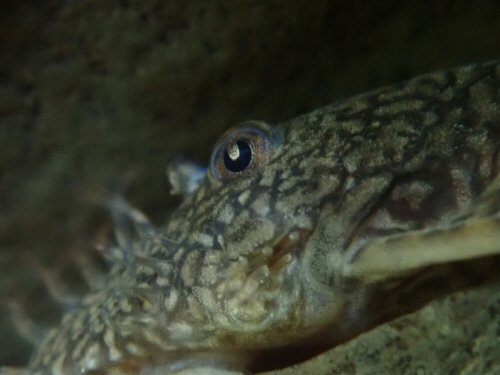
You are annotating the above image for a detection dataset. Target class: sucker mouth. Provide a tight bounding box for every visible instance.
[213,228,314,335]
[269,228,313,269]
[239,228,313,275]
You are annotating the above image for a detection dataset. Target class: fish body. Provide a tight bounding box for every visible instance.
[4,61,500,374]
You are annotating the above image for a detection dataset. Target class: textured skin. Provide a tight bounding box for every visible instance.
[5,61,500,374]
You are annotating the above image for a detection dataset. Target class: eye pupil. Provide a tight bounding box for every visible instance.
[223,140,252,173]
[210,121,278,181]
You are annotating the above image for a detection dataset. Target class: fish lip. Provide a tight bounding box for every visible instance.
[268,228,314,269]
[214,228,313,327]
[208,227,315,337]
[238,227,313,273]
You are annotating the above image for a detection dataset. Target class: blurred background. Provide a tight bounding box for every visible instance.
[1,0,499,366]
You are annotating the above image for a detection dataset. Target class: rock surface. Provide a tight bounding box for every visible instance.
[263,282,500,374]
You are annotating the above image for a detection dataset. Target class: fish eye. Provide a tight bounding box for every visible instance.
[223,139,253,173]
[210,121,279,181]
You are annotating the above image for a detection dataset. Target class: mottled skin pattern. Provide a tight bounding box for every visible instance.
[4,61,500,374]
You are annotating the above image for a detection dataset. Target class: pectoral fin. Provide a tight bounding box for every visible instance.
[343,174,500,284]
[343,213,500,283]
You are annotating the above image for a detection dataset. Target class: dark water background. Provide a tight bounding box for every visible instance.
[1,0,499,366]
